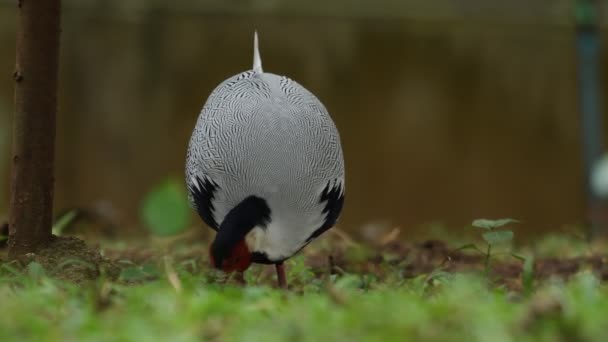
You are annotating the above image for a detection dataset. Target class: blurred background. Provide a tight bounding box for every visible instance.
[0,0,607,240]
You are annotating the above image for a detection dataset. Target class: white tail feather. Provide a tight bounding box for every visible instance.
[253,31,263,73]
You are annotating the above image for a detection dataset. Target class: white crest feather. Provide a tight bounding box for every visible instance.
[253,31,263,73]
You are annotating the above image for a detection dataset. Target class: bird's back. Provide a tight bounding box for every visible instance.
[186,33,344,261]
[188,72,342,213]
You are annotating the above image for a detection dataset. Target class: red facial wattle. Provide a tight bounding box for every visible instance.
[209,239,252,273]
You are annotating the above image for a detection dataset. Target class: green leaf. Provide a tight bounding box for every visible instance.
[522,255,535,296]
[119,266,149,281]
[0,263,21,277]
[141,263,161,277]
[141,178,191,236]
[472,218,519,230]
[482,230,514,245]
[26,262,46,279]
[426,270,453,285]
[510,253,526,262]
[453,243,484,254]
[52,210,78,236]
[57,258,96,271]
[333,274,362,289]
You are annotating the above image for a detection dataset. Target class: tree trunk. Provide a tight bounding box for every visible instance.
[8,0,62,259]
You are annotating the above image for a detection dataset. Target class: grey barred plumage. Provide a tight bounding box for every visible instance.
[186,32,345,264]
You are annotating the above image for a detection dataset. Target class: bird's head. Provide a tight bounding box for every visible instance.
[207,195,270,273]
[209,238,252,272]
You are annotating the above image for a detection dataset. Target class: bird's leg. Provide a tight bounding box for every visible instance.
[275,262,287,289]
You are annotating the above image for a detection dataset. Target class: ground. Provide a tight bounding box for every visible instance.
[1,228,608,341]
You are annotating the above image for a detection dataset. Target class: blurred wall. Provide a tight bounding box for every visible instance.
[0,1,607,238]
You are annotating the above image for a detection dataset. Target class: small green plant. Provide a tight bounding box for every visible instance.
[458,218,520,276]
[26,261,46,280]
[118,261,161,282]
[286,255,316,285]
[141,178,191,236]
[522,254,535,297]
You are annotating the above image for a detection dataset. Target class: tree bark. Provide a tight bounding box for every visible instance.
[8,0,61,258]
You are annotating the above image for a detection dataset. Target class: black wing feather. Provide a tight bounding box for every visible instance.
[306,181,344,242]
[189,176,219,230]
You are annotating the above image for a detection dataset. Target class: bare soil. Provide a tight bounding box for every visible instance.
[103,236,608,290]
[1,235,120,284]
[309,239,608,290]
[2,233,607,289]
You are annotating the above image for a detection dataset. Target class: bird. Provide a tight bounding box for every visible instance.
[185,32,345,288]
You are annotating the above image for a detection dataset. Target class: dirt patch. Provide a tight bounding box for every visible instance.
[98,236,608,291]
[305,239,608,290]
[14,235,120,284]
[5,232,606,289]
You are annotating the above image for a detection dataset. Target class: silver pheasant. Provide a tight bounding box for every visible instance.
[185,32,345,288]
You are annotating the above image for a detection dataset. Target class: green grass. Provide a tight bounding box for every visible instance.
[1,253,608,342]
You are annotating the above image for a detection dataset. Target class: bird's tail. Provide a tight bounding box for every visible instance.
[253,30,263,73]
